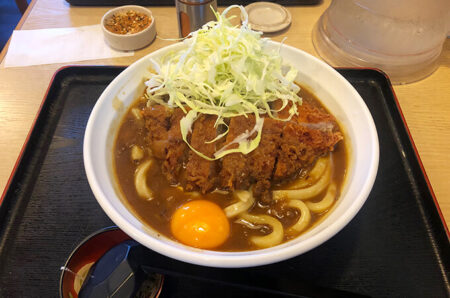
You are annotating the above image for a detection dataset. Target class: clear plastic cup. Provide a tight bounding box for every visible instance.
[312,0,449,84]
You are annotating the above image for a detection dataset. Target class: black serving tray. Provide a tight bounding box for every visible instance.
[66,0,321,7]
[0,66,448,297]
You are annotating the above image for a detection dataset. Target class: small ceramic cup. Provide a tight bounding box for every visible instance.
[101,5,156,51]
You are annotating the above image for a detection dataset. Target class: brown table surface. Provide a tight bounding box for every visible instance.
[0,0,449,229]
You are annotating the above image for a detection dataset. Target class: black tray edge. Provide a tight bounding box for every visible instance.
[351,67,450,292]
[359,67,449,238]
[0,66,63,213]
[391,83,449,237]
[0,65,125,218]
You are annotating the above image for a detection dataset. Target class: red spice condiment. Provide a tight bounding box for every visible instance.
[105,10,152,35]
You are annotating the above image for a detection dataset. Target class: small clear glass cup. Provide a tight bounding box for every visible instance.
[312,0,449,84]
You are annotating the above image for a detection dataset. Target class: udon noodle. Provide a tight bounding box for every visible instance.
[129,151,338,249]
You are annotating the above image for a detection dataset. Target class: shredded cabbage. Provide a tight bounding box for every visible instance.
[145,5,301,159]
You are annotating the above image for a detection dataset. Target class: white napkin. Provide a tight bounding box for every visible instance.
[3,25,134,68]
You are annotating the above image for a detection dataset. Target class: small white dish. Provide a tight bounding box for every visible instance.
[243,2,292,33]
[101,5,156,51]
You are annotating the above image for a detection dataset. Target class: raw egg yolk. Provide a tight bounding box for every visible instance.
[170,200,230,249]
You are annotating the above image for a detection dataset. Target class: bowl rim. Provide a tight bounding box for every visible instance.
[84,41,379,268]
[101,5,155,37]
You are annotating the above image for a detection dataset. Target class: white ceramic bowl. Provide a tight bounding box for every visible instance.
[101,5,156,51]
[84,41,379,268]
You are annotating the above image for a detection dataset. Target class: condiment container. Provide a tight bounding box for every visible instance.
[101,5,156,51]
[175,0,217,38]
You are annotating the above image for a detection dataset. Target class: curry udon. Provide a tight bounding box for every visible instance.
[113,86,347,251]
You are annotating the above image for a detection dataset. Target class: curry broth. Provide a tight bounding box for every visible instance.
[113,86,348,251]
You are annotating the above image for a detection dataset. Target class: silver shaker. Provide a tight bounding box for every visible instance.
[175,0,217,38]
